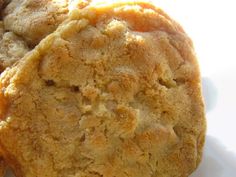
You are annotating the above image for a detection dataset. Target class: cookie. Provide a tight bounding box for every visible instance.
[0,21,29,73]
[0,0,90,73]
[0,1,206,177]
[3,0,69,46]
[2,0,92,47]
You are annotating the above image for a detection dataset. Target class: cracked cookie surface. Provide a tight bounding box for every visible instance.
[0,0,91,72]
[0,1,206,177]
[3,0,69,46]
[0,21,29,73]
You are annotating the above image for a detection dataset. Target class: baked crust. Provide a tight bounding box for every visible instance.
[0,21,29,73]
[0,1,206,177]
[3,0,69,46]
[0,0,91,73]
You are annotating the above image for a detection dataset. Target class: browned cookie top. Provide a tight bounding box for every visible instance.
[0,1,206,177]
[0,21,29,73]
[3,0,69,46]
[0,1,92,73]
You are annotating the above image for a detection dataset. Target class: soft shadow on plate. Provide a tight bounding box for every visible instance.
[202,77,218,112]
[191,136,236,177]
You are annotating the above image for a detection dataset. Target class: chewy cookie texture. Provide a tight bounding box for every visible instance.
[0,0,91,72]
[0,0,69,72]
[0,1,206,177]
[3,0,69,46]
[0,21,29,73]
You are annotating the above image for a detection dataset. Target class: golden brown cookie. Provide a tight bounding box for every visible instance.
[3,0,69,46]
[0,21,29,73]
[0,1,206,177]
[0,0,91,72]
[2,0,92,47]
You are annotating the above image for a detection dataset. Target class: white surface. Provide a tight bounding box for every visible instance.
[191,136,236,177]
[5,0,236,176]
